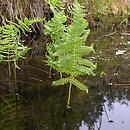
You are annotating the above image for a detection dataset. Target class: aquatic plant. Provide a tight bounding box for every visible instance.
[45,0,96,107]
[0,17,43,80]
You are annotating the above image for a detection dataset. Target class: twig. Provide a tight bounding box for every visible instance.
[113,84,130,86]
[109,65,119,84]
[105,31,116,37]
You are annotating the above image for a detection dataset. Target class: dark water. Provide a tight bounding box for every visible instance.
[0,31,130,130]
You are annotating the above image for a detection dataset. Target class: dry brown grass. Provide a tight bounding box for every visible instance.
[0,0,127,20]
[109,0,127,15]
[0,0,51,21]
[0,0,127,31]
[0,0,53,34]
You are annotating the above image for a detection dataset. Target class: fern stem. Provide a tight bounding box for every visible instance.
[67,83,72,108]
[60,72,62,79]
[14,64,17,89]
[7,50,11,77]
[49,67,52,78]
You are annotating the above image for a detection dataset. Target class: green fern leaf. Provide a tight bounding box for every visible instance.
[53,77,72,86]
[77,58,97,69]
[76,65,95,76]
[72,79,88,92]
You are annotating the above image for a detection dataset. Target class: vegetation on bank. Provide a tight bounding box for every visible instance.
[0,0,128,31]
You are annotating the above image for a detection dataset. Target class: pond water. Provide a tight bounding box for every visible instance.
[0,31,130,130]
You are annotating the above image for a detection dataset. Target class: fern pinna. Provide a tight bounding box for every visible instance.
[45,0,96,106]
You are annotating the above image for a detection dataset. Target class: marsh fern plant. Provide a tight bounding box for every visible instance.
[0,17,43,68]
[45,0,96,106]
[0,24,29,68]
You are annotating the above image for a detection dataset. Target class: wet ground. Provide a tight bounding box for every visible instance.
[0,30,130,130]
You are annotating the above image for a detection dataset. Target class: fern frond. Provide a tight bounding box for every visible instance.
[72,78,88,92]
[75,45,95,55]
[77,58,97,69]
[0,17,40,68]
[45,0,96,92]
[6,19,26,33]
[52,77,72,86]
[76,65,96,76]
[44,11,67,35]
[47,58,83,76]
[53,45,95,56]
[23,17,44,27]
[0,54,3,62]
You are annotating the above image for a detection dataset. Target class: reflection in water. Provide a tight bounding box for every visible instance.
[79,101,130,130]
[1,84,130,130]
[0,92,24,130]
[0,32,130,130]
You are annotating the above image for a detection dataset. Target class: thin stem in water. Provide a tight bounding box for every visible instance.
[60,72,62,79]
[8,50,11,77]
[67,83,72,108]
[14,64,17,89]
[49,67,52,78]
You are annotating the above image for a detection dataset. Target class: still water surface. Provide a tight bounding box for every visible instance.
[0,31,130,130]
[80,100,130,130]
